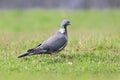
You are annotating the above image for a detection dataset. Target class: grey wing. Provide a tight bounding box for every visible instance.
[47,36,67,52]
[36,32,68,53]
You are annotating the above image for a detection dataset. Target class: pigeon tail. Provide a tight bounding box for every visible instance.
[18,48,36,58]
[18,49,44,58]
[17,52,30,58]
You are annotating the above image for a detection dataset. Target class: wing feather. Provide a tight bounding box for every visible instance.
[35,32,68,53]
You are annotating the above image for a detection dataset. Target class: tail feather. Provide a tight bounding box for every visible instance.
[18,52,30,58]
[18,48,49,58]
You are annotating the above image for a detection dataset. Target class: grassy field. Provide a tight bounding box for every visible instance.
[0,10,120,80]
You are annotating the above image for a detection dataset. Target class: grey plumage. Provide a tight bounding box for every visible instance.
[18,20,70,58]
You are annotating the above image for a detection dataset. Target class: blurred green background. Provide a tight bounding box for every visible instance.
[0,0,120,80]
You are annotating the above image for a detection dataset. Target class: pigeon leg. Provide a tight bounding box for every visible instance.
[51,52,58,58]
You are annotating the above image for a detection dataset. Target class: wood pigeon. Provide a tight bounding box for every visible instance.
[18,20,70,58]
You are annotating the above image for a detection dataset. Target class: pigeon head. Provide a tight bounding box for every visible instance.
[61,20,70,29]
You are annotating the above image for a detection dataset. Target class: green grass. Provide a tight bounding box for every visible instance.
[0,10,120,80]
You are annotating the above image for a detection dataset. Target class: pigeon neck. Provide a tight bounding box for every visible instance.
[59,24,68,33]
[59,26,67,34]
[61,25,67,30]
[59,28,65,33]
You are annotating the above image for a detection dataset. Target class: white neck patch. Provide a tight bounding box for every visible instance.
[59,28,65,33]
